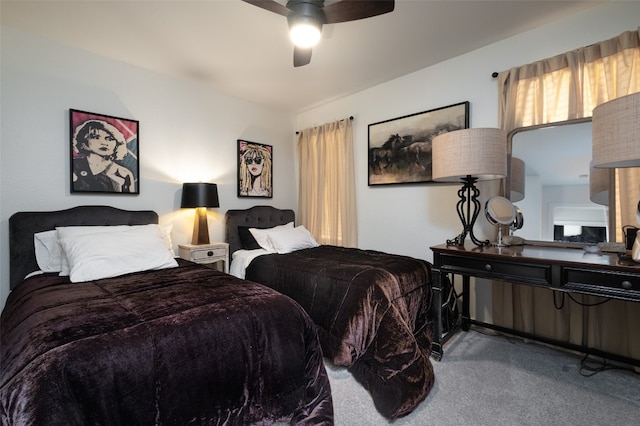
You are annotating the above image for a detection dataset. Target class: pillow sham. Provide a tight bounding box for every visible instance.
[58,226,128,275]
[55,224,173,250]
[33,225,173,276]
[249,222,294,252]
[238,226,261,250]
[57,225,178,283]
[34,230,63,273]
[267,225,319,254]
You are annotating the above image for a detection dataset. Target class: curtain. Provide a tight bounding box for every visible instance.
[495,28,640,360]
[499,28,640,129]
[297,117,357,247]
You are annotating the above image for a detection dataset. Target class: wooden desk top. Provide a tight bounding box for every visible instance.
[430,243,640,273]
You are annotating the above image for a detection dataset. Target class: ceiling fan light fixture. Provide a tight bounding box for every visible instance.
[243,0,396,66]
[288,17,321,48]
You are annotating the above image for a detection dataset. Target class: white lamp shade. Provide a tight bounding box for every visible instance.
[589,160,610,205]
[432,128,507,182]
[510,157,525,202]
[592,92,640,168]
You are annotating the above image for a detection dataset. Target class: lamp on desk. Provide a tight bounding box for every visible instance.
[593,92,640,214]
[592,92,640,170]
[592,92,640,257]
[181,182,220,245]
[432,128,507,246]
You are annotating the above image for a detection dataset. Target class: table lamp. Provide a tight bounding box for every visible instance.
[593,92,640,226]
[432,128,507,246]
[592,92,640,169]
[181,182,220,245]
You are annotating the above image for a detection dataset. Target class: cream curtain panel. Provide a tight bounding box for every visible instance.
[499,28,640,129]
[297,117,357,247]
[495,28,640,360]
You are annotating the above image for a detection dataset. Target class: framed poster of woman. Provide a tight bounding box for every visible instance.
[237,140,273,198]
[70,109,139,194]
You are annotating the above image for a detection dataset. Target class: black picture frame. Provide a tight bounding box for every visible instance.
[237,139,273,198]
[367,101,469,186]
[70,109,140,194]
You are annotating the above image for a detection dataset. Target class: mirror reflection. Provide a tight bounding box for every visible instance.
[509,120,610,244]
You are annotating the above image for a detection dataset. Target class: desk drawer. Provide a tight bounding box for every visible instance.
[563,267,640,300]
[439,254,551,286]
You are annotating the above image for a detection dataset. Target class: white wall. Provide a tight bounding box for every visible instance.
[294,2,640,321]
[0,27,297,309]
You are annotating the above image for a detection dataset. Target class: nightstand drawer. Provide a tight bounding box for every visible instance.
[191,247,226,261]
[179,243,229,273]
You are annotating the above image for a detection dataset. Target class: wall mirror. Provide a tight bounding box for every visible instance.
[508,118,613,246]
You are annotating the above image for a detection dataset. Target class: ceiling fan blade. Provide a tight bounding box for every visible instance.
[323,0,394,24]
[294,46,313,67]
[241,0,292,17]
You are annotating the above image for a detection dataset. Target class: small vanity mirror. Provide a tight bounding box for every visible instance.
[485,196,517,246]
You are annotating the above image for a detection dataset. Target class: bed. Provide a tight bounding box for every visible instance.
[1,205,333,425]
[225,206,434,419]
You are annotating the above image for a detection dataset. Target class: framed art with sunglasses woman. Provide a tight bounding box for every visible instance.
[238,140,273,198]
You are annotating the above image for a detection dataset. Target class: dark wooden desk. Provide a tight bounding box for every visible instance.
[430,243,640,363]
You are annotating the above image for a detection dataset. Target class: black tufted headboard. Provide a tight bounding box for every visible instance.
[225,206,295,255]
[9,206,158,290]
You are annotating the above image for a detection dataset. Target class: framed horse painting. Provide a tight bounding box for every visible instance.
[367,101,469,186]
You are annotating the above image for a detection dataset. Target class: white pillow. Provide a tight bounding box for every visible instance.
[267,225,319,254]
[160,223,174,252]
[57,226,130,275]
[34,230,63,273]
[249,222,294,252]
[55,224,173,249]
[57,225,178,283]
[55,224,174,275]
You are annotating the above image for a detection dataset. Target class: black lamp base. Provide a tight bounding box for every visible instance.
[446,175,490,247]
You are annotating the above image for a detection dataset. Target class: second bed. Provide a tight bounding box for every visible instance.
[225,206,435,419]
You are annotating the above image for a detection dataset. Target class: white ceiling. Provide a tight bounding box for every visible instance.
[2,0,604,112]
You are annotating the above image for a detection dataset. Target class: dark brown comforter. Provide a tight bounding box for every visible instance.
[245,245,434,419]
[1,260,333,425]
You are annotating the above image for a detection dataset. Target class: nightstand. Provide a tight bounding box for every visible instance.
[178,242,229,273]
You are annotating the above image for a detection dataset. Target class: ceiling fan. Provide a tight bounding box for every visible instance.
[242,0,395,67]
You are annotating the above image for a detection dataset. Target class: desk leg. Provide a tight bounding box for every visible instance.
[431,267,444,361]
[461,275,471,331]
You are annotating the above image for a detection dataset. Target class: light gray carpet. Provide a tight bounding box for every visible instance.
[326,329,640,425]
